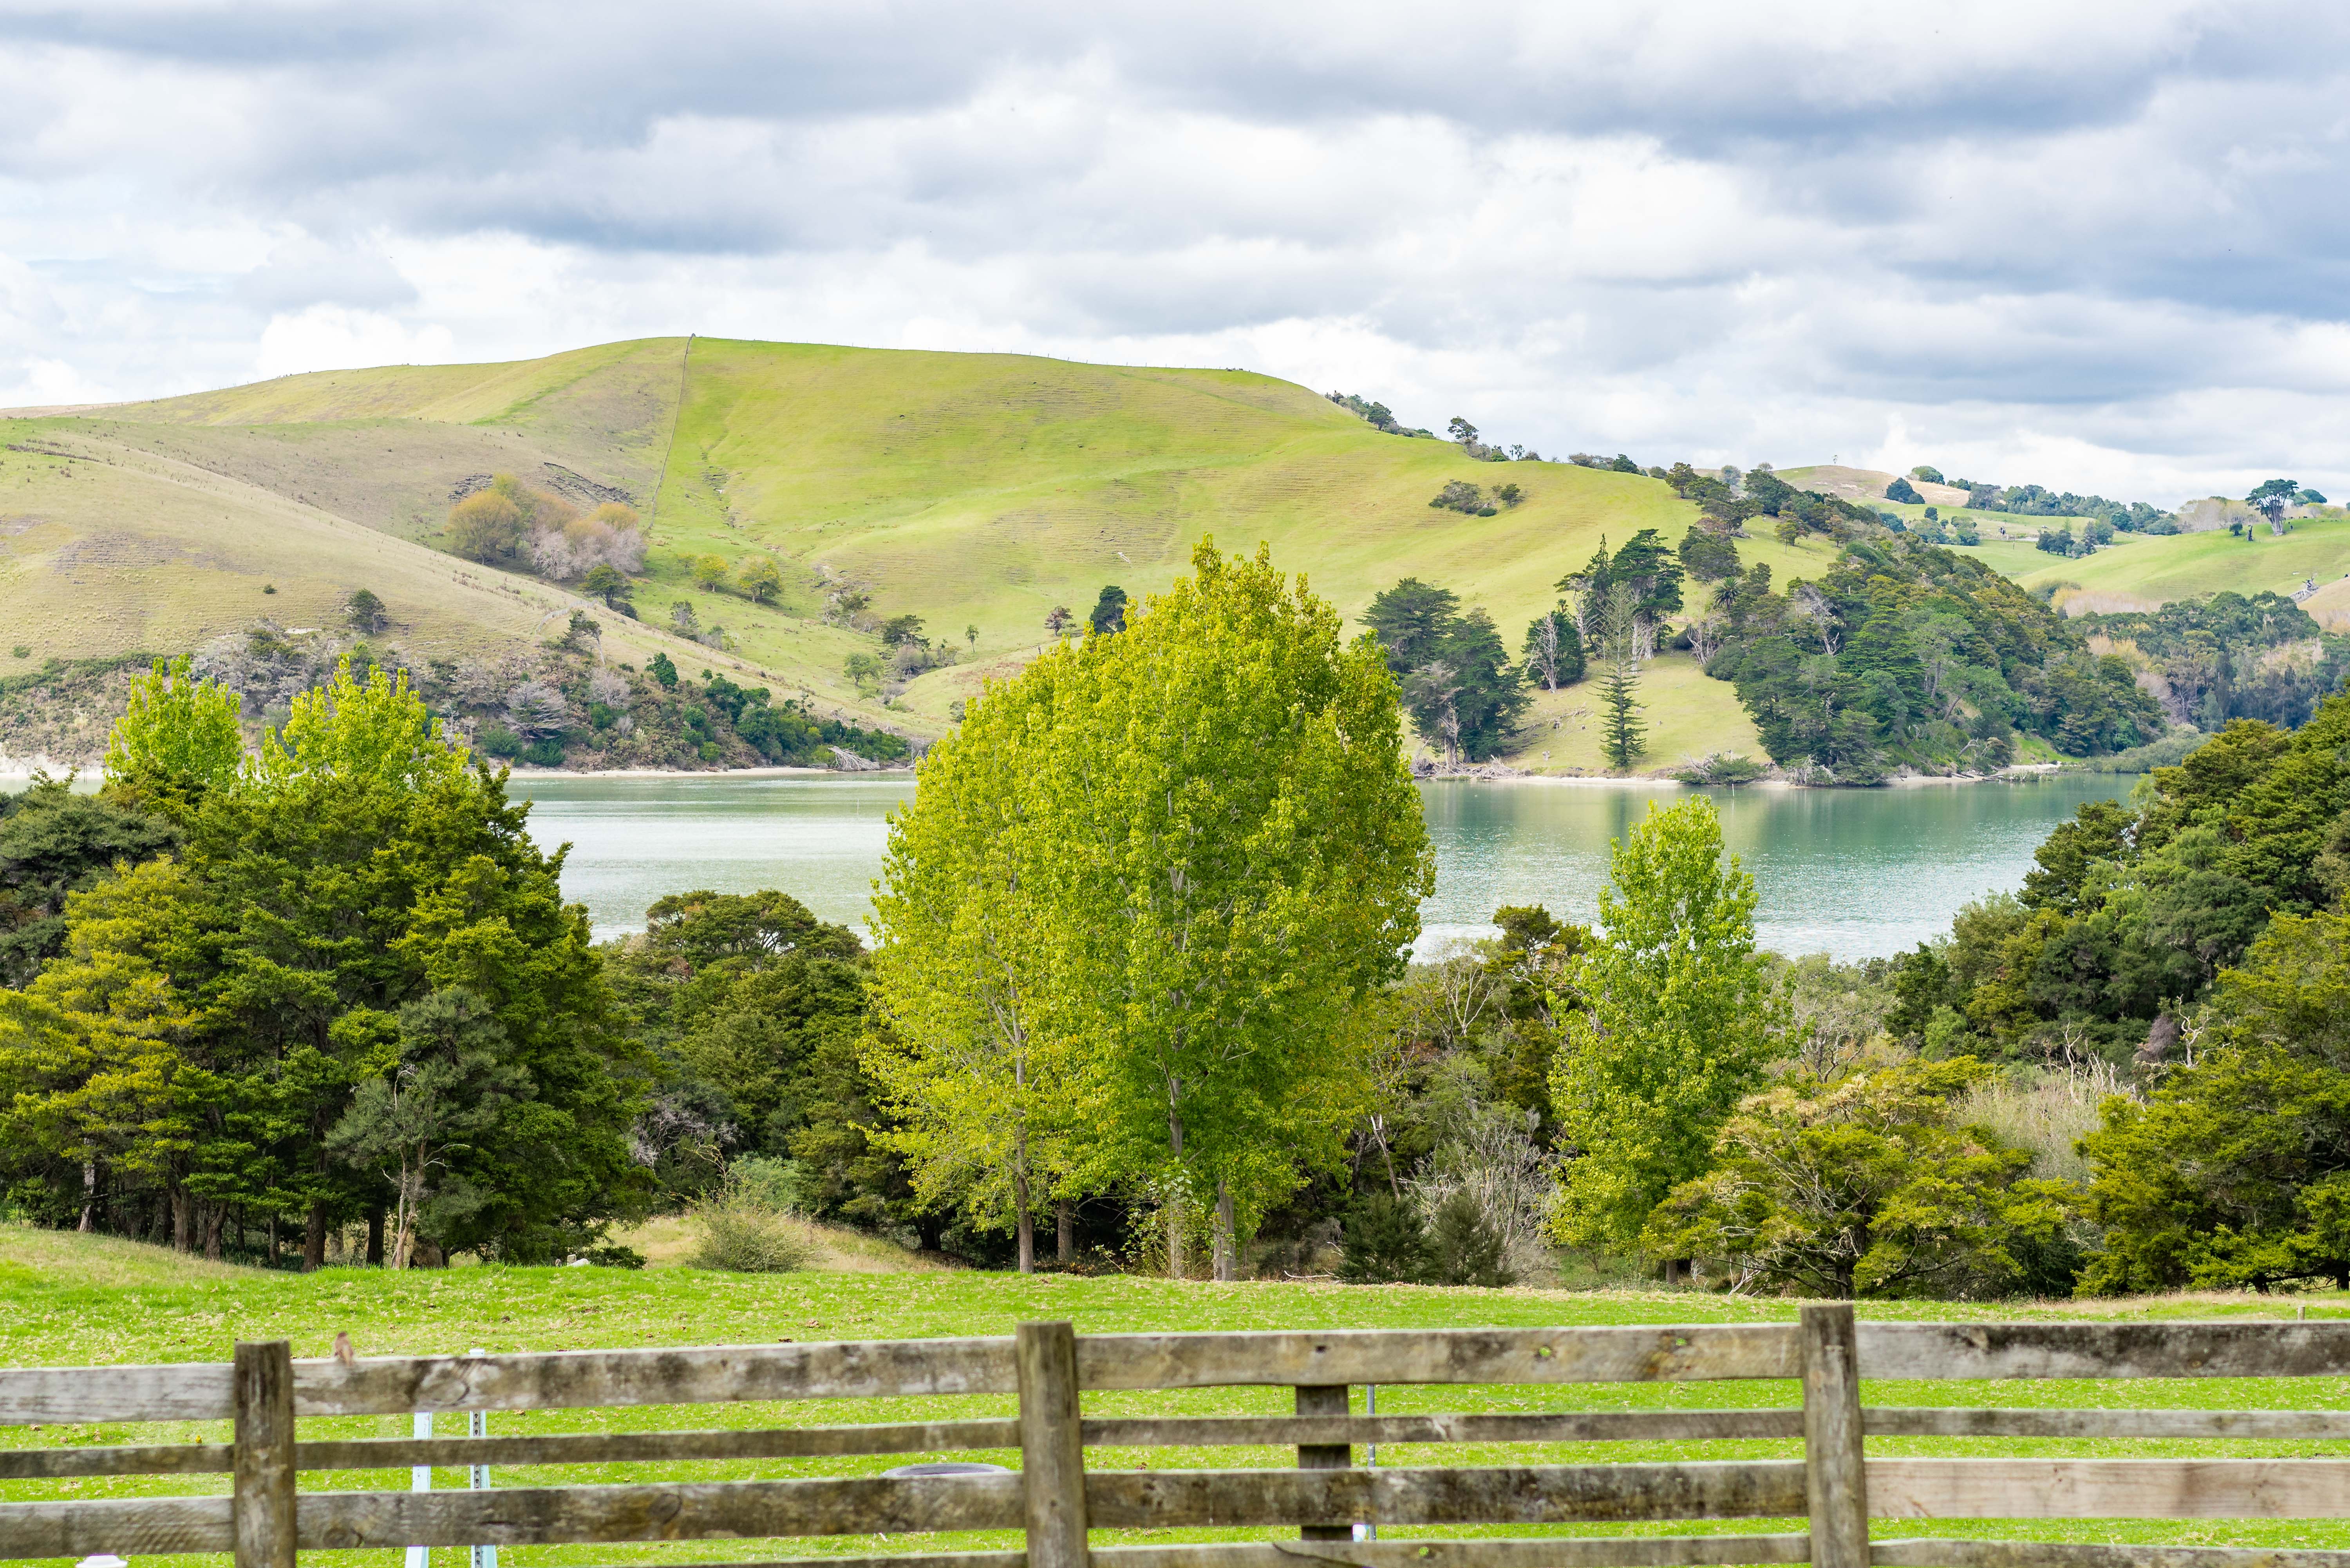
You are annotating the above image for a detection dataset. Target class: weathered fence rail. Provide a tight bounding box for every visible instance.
[6,1309,2350,1567]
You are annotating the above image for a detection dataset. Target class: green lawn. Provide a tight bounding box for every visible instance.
[7,1226,2350,1564]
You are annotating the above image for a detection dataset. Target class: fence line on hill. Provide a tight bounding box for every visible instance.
[6,1311,2350,1568]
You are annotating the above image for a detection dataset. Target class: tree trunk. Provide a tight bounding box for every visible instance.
[1057,1199,1074,1264]
[1213,1180,1238,1282]
[78,1160,96,1233]
[304,1201,327,1272]
[202,1204,225,1262]
[365,1207,385,1267]
[171,1186,193,1253]
[1013,1165,1034,1275]
[1166,1109,1186,1281]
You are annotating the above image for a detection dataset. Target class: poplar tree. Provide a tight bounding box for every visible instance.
[868,658,1078,1271]
[1549,798,1783,1263]
[871,542,1432,1279]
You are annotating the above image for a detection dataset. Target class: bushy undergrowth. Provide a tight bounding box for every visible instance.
[685,1158,815,1273]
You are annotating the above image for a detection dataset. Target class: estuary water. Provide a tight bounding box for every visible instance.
[508,772,2140,963]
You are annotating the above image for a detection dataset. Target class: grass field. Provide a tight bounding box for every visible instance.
[7,1224,2350,1561]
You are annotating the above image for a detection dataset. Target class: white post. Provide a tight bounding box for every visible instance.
[469,1349,496,1568]
[405,1411,431,1568]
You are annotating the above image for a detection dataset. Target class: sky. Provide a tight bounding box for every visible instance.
[3,0,2348,506]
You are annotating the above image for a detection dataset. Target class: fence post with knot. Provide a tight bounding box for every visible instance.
[1800,1303,1869,1568]
[1015,1320,1088,1568]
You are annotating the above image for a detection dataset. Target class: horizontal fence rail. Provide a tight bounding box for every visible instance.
[16,1320,2350,1426]
[10,1311,2350,1568]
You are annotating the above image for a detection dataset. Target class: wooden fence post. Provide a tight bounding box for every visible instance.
[232,1340,297,1568]
[1295,1384,1352,1542]
[1016,1321,1088,1568]
[1799,1304,1868,1568]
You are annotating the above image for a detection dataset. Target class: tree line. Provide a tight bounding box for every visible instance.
[9,553,2347,1298]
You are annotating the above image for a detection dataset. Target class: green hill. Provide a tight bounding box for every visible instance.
[7,336,2345,772]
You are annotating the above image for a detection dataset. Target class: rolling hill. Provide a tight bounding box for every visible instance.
[4,336,2344,772]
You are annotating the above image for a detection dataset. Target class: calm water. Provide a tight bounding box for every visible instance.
[509,772,2140,962]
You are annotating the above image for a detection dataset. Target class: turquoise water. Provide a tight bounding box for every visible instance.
[508,773,2141,962]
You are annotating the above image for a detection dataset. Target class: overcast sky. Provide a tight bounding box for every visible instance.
[4,0,2346,505]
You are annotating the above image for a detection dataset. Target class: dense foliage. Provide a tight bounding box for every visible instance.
[0,659,647,1265]
[1701,530,2164,779]
[871,543,1432,1278]
[1892,695,2350,1069]
[2076,591,2350,732]
[1362,579,1529,766]
[1549,800,1780,1253]
[598,890,928,1244]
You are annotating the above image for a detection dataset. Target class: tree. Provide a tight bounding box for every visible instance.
[879,543,1432,1281]
[327,988,528,1268]
[1089,585,1128,635]
[345,589,388,634]
[1602,529,1684,657]
[692,555,731,591]
[2248,478,2303,530]
[1596,584,1647,772]
[648,651,679,689]
[1522,609,1585,691]
[868,668,1076,1272]
[1884,477,1924,505]
[0,658,644,1264]
[602,890,883,1221]
[0,778,177,985]
[1549,798,1782,1259]
[880,614,926,647]
[1678,530,1741,586]
[1043,606,1074,638]
[445,492,526,564]
[1363,579,1461,674]
[1644,1058,2067,1298]
[103,657,244,813]
[965,624,978,648]
[2079,906,2350,1293]
[738,559,785,605]
[582,564,632,610]
[1365,581,1528,762]
[1447,417,1479,446]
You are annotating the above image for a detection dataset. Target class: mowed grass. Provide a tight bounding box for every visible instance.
[8,1226,2350,1562]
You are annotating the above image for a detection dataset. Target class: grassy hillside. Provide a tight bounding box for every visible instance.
[12,337,2348,770]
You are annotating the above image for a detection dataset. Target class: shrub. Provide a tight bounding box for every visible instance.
[477,724,523,758]
[521,737,566,767]
[446,491,526,563]
[1884,477,1923,505]
[1338,1190,1432,1282]
[1426,1190,1513,1287]
[1430,479,1484,514]
[685,1175,813,1273]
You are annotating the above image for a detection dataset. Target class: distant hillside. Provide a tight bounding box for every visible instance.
[7,337,2345,774]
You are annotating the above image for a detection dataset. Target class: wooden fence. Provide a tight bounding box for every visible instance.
[8,1309,2350,1568]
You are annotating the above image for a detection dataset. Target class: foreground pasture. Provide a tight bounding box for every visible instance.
[5,1225,2350,1563]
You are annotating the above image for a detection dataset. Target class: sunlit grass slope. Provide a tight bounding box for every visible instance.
[25,335,2345,759]
[10,1224,2350,1559]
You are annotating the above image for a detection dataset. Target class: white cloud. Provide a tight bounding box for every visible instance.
[254,306,454,380]
[0,0,2347,503]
